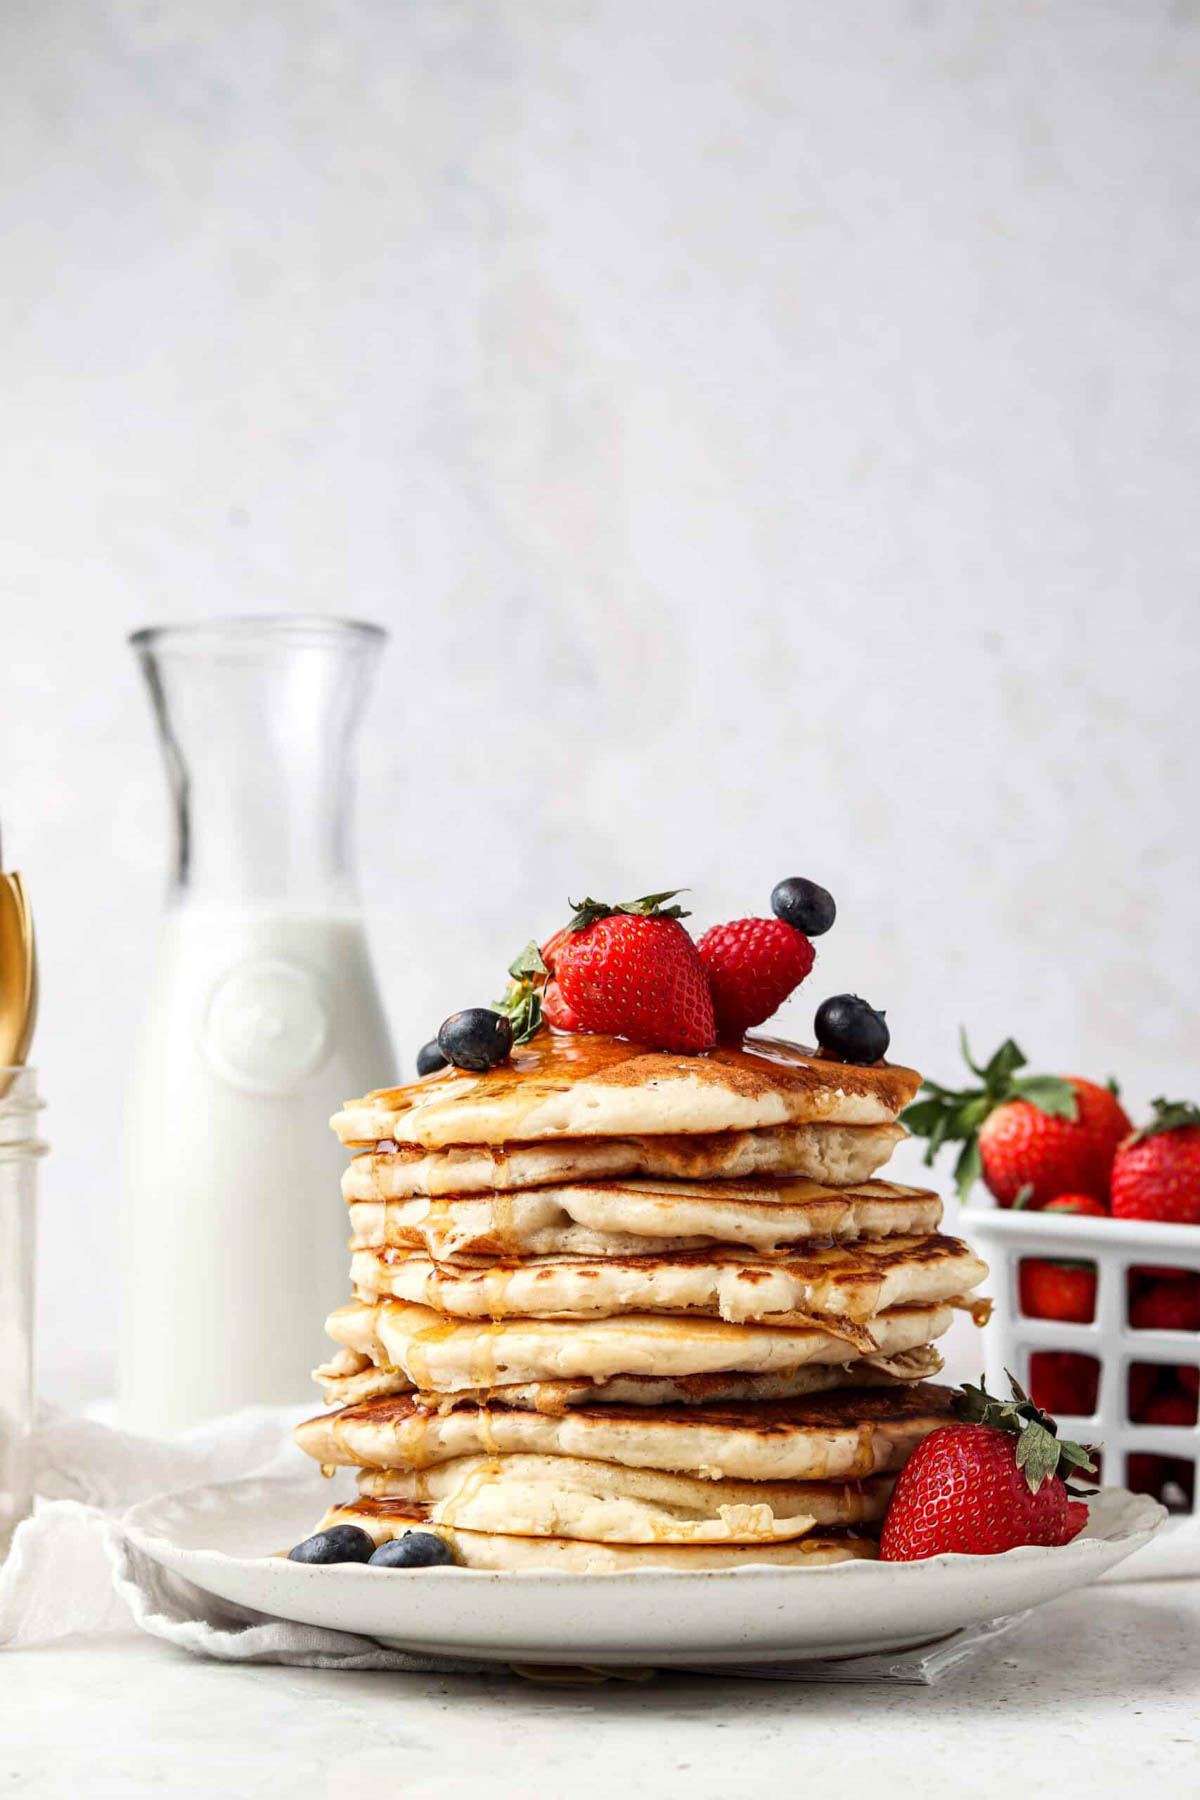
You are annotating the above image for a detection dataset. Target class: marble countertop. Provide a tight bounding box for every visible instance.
[6,1580,1200,1798]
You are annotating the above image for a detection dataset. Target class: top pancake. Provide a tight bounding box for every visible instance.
[332,1030,922,1149]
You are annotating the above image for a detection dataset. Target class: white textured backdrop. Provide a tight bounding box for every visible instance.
[1,1,1198,1402]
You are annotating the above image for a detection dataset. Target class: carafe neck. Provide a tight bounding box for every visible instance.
[132,616,385,910]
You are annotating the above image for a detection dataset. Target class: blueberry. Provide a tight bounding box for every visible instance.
[416,1039,449,1077]
[771,877,837,938]
[437,1007,513,1073]
[814,994,889,1065]
[368,1531,458,1569]
[287,1525,375,1565]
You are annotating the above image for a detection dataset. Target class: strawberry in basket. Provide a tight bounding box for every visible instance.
[1112,1100,1200,1226]
[901,1035,1129,1206]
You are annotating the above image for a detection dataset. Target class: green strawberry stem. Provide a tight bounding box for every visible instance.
[956,1373,1097,1494]
[492,940,550,1044]
[566,890,691,934]
[900,1031,1078,1202]
[1130,1097,1200,1144]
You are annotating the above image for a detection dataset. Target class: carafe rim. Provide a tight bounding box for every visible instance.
[130,615,386,656]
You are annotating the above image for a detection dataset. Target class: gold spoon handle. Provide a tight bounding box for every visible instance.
[0,871,35,1075]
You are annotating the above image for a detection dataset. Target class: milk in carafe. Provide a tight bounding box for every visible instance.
[119,619,395,1432]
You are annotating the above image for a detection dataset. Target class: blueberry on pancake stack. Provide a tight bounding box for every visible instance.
[291,885,990,1571]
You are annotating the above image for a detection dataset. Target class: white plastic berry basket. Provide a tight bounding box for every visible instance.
[969,1206,1200,1578]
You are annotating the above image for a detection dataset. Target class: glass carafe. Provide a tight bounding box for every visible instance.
[0,1067,45,1556]
[119,617,395,1433]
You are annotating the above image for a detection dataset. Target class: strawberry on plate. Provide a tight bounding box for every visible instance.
[552,891,716,1054]
[901,1035,1129,1205]
[879,1375,1096,1561]
[696,917,815,1037]
[1111,1100,1200,1225]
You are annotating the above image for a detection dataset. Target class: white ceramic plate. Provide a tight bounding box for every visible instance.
[122,1474,1165,1666]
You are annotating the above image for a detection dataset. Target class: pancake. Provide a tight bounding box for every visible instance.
[312,1342,945,1408]
[342,1122,907,1198]
[323,1297,957,1392]
[296,1380,955,1482]
[331,1031,922,1148]
[345,1177,943,1259]
[326,1453,890,1543]
[348,1236,987,1340]
[314,1497,879,1570]
[358,1455,894,1532]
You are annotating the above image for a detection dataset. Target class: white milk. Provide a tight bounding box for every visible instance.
[119,906,394,1433]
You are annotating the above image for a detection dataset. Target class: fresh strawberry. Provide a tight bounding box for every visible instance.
[539,926,571,974]
[1061,1499,1089,1542]
[1111,1099,1200,1225]
[1128,1271,1200,1333]
[540,978,582,1032]
[1126,1453,1168,1499]
[695,917,815,1037]
[1143,1386,1199,1428]
[553,891,715,1053]
[1028,1351,1098,1416]
[901,1036,1129,1204]
[1128,1362,1160,1420]
[878,1376,1095,1561]
[1038,1193,1109,1218]
[1019,1257,1097,1324]
[1125,1452,1195,1510]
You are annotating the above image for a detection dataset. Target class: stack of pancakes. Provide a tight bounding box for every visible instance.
[295,1032,989,1571]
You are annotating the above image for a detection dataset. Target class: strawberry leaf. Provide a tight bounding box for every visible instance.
[565,890,691,933]
[981,1036,1027,1087]
[492,981,543,1045]
[1056,1440,1100,1481]
[899,1035,1078,1199]
[952,1136,983,1203]
[623,889,689,916]
[495,940,551,1043]
[894,1098,944,1137]
[1015,1420,1060,1492]
[1131,1097,1200,1143]
[1011,1075,1078,1120]
[508,941,548,981]
[954,1374,1096,1493]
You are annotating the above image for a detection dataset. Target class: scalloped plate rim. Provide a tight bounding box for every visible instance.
[122,1474,1164,1581]
[119,1477,1166,1664]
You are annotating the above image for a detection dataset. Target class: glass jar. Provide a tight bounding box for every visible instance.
[0,1068,46,1556]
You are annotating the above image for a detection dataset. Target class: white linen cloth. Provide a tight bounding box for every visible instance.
[0,1405,481,1668]
[0,1405,1024,1680]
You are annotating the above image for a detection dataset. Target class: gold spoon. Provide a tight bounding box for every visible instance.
[10,870,36,1065]
[0,828,36,1073]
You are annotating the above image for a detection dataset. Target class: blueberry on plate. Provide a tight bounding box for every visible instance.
[814,994,889,1065]
[416,1038,449,1077]
[369,1531,458,1569]
[771,876,837,938]
[287,1525,375,1565]
[437,1007,514,1073]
